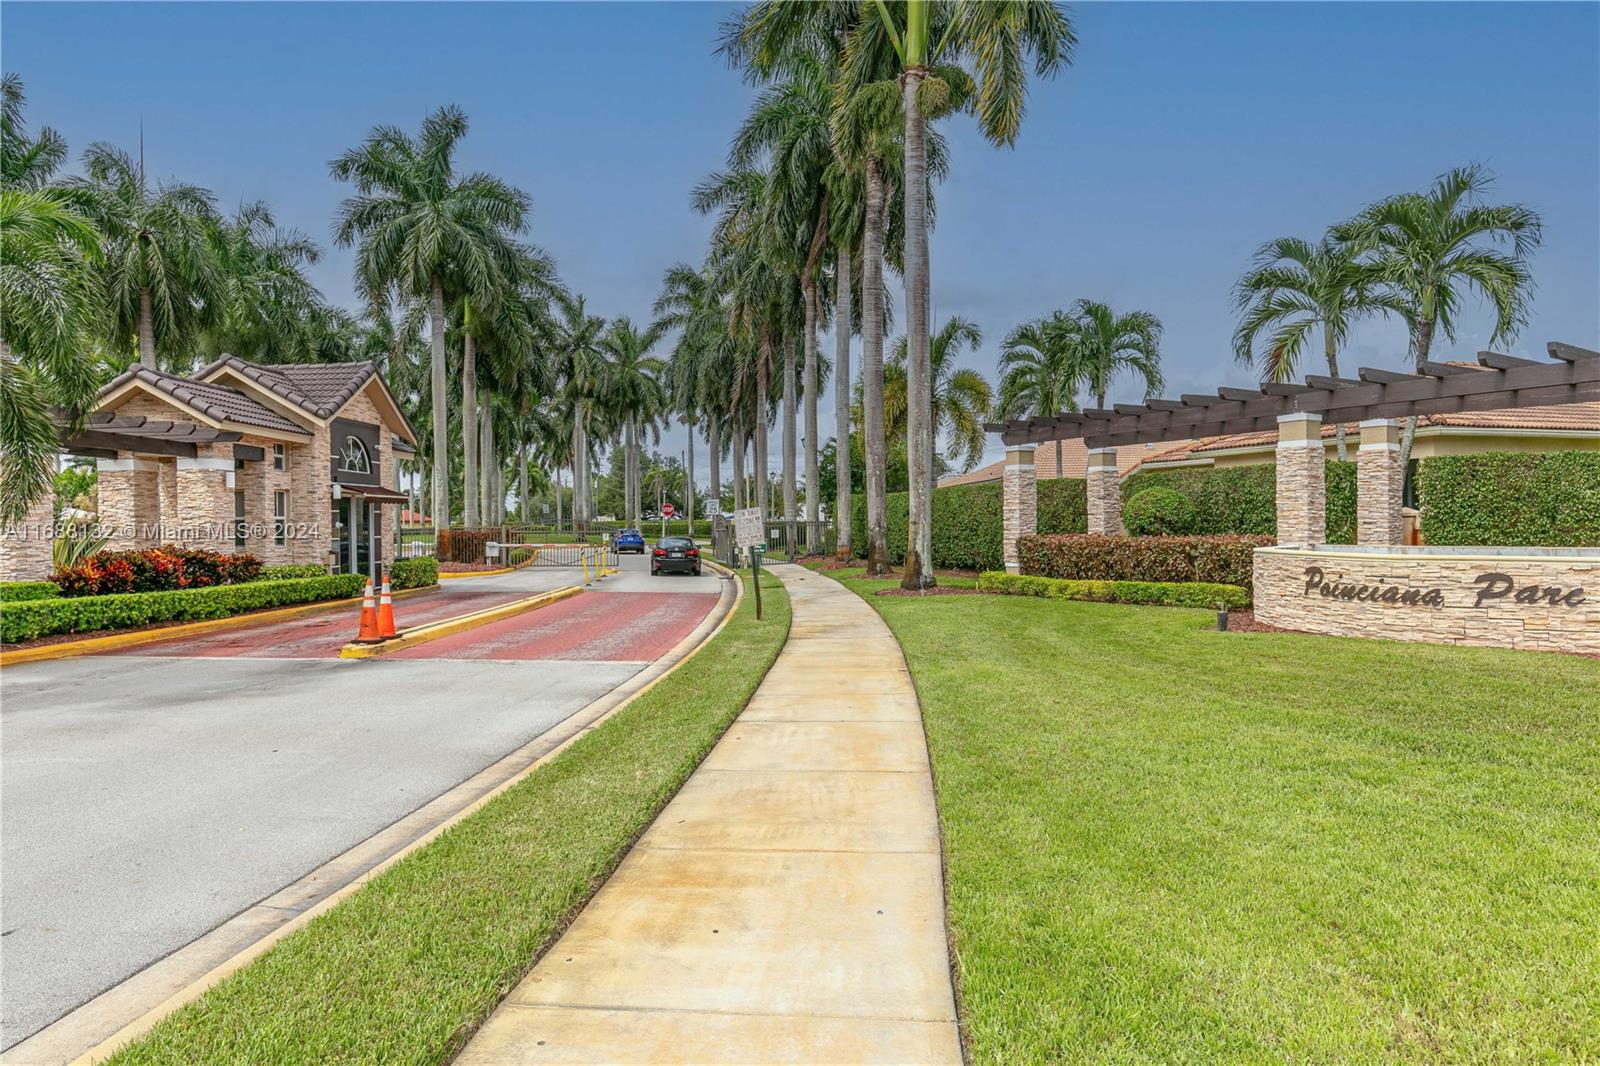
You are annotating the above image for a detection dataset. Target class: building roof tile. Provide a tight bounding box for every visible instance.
[100,367,312,435]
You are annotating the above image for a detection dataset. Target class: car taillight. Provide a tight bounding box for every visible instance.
[687,547,698,556]
[653,548,666,556]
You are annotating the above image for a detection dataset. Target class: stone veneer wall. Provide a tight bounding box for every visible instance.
[0,490,59,581]
[1357,420,1405,546]
[1275,415,1325,546]
[1253,546,1599,654]
[1085,450,1123,535]
[1001,446,1036,573]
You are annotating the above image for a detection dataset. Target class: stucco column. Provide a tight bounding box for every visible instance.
[1001,444,1037,573]
[1275,413,1325,546]
[1086,448,1123,535]
[97,456,161,550]
[1357,419,1405,546]
[175,446,236,552]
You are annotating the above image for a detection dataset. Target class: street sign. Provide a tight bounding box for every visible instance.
[732,507,763,549]
[663,503,675,518]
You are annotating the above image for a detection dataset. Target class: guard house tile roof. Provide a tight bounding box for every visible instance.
[99,366,311,435]
[197,356,378,420]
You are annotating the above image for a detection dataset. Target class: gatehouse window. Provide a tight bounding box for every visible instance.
[274,491,288,546]
[272,443,285,470]
[339,436,371,474]
[234,491,246,549]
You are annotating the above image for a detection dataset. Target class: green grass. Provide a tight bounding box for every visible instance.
[808,563,1600,1064]
[109,570,790,1065]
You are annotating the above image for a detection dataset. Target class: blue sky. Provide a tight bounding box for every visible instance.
[7,1,1598,469]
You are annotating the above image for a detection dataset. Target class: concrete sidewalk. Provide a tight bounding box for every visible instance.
[458,563,961,1065]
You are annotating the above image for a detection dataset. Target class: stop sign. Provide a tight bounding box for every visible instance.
[663,503,675,518]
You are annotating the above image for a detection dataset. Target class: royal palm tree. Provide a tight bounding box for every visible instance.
[199,201,327,366]
[657,261,731,523]
[1,75,68,192]
[1233,232,1410,459]
[0,189,105,517]
[888,316,990,494]
[553,294,608,525]
[63,143,220,371]
[331,104,530,528]
[996,311,1081,479]
[601,317,668,525]
[859,0,1075,588]
[1349,164,1542,464]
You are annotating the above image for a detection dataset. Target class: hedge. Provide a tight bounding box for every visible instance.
[977,571,1251,609]
[1418,452,1600,547]
[257,564,328,581]
[851,479,1087,570]
[1017,534,1273,593]
[0,574,367,644]
[391,556,438,589]
[1121,461,1357,543]
[1124,487,1198,536]
[1,581,60,603]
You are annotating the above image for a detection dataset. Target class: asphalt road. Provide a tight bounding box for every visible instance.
[0,554,723,1048]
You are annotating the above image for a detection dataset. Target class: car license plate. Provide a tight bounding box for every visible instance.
[669,550,683,557]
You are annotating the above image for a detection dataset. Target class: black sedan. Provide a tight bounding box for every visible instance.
[650,536,702,576]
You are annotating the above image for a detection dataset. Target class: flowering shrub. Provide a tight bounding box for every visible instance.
[50,547,263,597]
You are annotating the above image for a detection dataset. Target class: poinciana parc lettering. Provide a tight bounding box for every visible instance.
[1301,566,1588,610]
[1303,567,1446,607]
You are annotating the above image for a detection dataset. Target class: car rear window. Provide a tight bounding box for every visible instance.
[659,537,693,548]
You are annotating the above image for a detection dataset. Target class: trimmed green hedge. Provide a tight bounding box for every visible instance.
[851,479,1087,570]
[1419,452,1600,547]
[391,556,438,589]
[1124,487,1198,536]
[1,581,61,603]
[978,570,1251,610]
[257,564,328,581]
[0,574,366,644]
[1122,461,1357,543]
[1017,533,1272,592]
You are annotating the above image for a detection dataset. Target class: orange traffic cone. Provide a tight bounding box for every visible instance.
[376,578,397,638]
[356,578,380,642]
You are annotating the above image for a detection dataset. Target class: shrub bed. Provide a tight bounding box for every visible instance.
[0,574,367,644]
[1018,533,1273,592]
[978,570,1251,609]
[851,479,1088,570]
[390,556,438,589]
[1,581,61,603]
[52,547,262,597]
[1419,451,1600,546]
[257,564,328,581]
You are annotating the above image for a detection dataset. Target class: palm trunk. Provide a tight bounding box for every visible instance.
[1397,300,1435,507]
[783,331,798,555]
[518,445,528,522]
[429,278,450,526]
[901,71,934,589]
[685,418,696,530]
[476,386,492,525]
[555,466,564,530]
[138,288,157,369]
[571,414,585,525]
[862,157,890,575]
[803,283,821,554]
[1325,325,1348,461]
[731,414,746,512]
[833,248,853,560]
[462,330,479,526]
[707,411,722,512]
[1055,444,1064,480]
[756,336,771,519]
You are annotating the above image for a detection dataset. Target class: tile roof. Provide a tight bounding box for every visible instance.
[1188,402,1600,454]
[99,367,311,435]
[938,439,1189,487]
[196,356,378,420]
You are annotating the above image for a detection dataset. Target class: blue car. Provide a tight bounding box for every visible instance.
[612,528,646,554]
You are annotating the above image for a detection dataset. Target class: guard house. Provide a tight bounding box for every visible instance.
[3,357,418,583]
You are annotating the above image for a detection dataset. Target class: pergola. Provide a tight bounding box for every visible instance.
[986,341,1599,570]
[56,411,266,462]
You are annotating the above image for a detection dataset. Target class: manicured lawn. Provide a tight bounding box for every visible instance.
[809,563,1600,1063]
[109,570,790,1065]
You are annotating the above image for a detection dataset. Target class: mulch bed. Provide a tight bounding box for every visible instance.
[1221,610,1288,634]
[438,562,506,573]
[874,586,984,598]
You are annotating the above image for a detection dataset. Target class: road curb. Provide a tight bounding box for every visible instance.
[0,585,442,669]
[338,585,583,659]
[3,569,744,1066]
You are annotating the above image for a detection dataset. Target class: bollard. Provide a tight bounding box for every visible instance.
[1216,602,1229,631]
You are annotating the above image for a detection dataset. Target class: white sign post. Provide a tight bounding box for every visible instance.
[732,507,763,551]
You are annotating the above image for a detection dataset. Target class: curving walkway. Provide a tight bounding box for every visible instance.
[459,563,961,1064]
